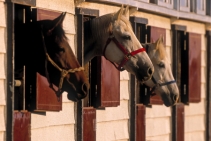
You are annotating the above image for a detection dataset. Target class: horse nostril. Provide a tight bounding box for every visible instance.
[173,94,179,103]
[147,67,153,76]
[79,83,89,99]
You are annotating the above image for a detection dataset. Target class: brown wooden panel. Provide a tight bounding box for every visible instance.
[25,68,62,111]
[32,8,61,21]
[36,73,62,111]
[147,26,166,105]
[91,56,120,108]
[188,33,201,103]
[13,111,31,141]
[83,107,96,141]
[175,104,184,141]
[147,26,166,45]
[136,104,145,141]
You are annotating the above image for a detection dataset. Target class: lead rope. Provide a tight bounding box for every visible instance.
[41,28,84,101]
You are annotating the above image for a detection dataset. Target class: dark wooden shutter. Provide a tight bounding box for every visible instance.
[181,33,201,104]
[206,30,211,140]
[13,111,31,141]
[188,33,201,102]
[83,107,96,141]
[136,104,146,141]
[25,9,62,111]
[146,26,166,105]
[91,56,120,108]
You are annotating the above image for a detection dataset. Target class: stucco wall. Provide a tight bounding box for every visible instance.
[0,0,7,140]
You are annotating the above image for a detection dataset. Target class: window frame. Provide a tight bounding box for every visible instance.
[206,0,211,16]
[191,0,206,15]
[178,0,191,12]
[150,0,174,9]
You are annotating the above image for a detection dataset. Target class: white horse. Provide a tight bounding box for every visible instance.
[84,6,154,82]
[142,37,179,106]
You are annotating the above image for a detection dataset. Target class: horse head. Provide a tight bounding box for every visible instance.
[32,13,89,101]
[143,37,179,106]
[84,6,154,83]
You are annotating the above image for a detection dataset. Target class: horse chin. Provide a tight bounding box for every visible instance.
[159,92,175,107]
[66,83,89,101]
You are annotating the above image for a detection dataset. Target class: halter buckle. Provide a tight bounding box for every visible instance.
[125,53,132,60]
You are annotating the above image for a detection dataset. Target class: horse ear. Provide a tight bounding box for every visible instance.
[123,5,129,17]
[114,5,124,21]
[48,12,66,34]
[159,35,164,44]
[154,35,164,49]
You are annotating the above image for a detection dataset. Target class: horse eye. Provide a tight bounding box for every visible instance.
[59,48,65,53]
[123,35,131,40]
[158,62,165,68]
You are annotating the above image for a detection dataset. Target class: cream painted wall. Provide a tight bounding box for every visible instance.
[0,1,6,141]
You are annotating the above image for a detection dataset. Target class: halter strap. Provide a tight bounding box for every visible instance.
[41,29,84,99]
[103,32,146,71]
[141,43,176,96]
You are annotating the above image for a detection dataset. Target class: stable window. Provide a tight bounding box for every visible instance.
[150,0,173,9]
[15,7,63,112]
[172,24,201,104]
[179,0,190,12]
[171,24,186,141]
[191,0,206,15]
[129,16,148,141]
[76,8,99,141]
[206,0,211,16]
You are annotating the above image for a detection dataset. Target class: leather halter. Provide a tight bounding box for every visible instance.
[41,29,84,100]
[103,31,146,71]
[141,43,176,95]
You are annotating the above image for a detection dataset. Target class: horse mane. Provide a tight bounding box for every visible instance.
[89,13,114,39]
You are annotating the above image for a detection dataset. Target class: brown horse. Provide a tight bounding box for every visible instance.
[84,6,154,82]
[15,12,89,103]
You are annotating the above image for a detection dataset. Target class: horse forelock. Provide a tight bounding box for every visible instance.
[51,25,67,43]
[120,16,132,30]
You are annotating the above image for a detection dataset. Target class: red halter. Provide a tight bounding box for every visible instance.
[103,32,146,71]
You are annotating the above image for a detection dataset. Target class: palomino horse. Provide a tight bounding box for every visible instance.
[84,6,154,82]
[15,12,89,102]
[141,37,179,106]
